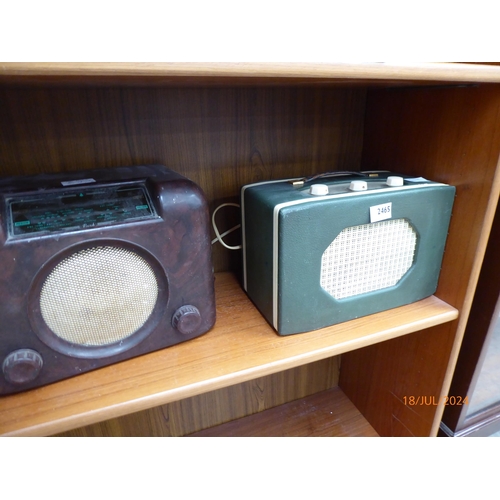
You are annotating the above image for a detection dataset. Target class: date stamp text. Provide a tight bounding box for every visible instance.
[403,396,469,406]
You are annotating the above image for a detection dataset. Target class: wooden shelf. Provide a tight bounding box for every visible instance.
[190,387,379,437]
[0,272,458,437]
[2,62,500,87]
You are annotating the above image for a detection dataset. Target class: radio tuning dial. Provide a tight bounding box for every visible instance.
[386,176,404,187]
[2,349,43,385]
[172,305,202,335]
[309,184,329,196]
[349,180,367,191]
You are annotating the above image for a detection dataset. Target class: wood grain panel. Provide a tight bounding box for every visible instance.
[56,357,340,436]
[341,84,500,436]
[340,324,456,436]
[189,387,379,437]
[0,85,365,272]
[362,85,500,310]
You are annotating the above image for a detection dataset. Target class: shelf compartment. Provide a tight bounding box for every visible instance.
[190,387,379,437]
[0,272,458,437]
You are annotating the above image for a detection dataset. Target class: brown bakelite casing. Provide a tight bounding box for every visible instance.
[0,165,216,395]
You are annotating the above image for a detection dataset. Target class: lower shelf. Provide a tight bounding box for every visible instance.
[190,387,379,437]
[0,272,458,436]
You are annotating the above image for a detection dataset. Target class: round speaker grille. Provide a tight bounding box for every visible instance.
[320,219,417,300]
[39,246,159,346]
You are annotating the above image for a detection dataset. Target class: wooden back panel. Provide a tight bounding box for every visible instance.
[0,85,366,273]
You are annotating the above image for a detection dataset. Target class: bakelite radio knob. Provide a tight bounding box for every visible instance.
[172,305,202,335]
[2,349,43,385]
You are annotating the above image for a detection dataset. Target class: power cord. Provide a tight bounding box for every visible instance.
[211,203,242,250]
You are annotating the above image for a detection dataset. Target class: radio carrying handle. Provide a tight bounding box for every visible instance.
[291,170,391,187]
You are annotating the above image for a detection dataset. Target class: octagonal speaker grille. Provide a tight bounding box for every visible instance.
[320,219,417,300]
[38,246,159,348]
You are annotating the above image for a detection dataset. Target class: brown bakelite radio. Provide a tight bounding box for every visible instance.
[0,165,216,395]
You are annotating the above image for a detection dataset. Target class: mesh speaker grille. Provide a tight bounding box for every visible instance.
[320,219,417,300]
[39,246,159,346]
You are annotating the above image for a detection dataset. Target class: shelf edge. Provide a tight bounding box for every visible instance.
[1,62,500,85]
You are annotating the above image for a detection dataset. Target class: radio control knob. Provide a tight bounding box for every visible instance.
[2,349,43,385]
[172,305,202,335]
[349,180,367,191]
[386,176,404,187]
[309,184,329,196]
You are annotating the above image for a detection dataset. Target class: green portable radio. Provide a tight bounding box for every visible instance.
[241,171,455,335]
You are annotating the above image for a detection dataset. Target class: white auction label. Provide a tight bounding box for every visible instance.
[370,202,392,223]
